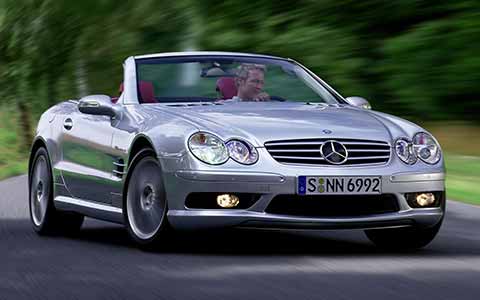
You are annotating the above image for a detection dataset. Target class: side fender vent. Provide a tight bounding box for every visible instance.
[113,159,126,178]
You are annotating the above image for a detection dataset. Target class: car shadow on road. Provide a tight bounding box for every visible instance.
[73,221,480,257]
[4,213,479,257]
[75,223,377,255]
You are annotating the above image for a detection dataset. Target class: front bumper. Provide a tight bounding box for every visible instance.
[164,170,445,230]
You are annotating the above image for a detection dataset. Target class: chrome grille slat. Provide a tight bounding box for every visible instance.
[268,149,322,153]
[272,155,325,161]
[265,141,325,146]
[341,141,388,146]
[280,161,388,167]
[348,155,390,160]
[348,149,390,153]
[265,138,391,166]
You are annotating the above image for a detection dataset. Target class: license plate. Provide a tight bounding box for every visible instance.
[297,176,382,195]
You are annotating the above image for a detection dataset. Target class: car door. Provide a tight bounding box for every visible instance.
[59,108,120,204]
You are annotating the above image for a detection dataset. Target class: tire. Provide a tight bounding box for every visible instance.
[364,220,442,250]
[29,147,84,235]
[124,150,169,249]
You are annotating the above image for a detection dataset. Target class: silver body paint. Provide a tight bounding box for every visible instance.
[31,52,445,230]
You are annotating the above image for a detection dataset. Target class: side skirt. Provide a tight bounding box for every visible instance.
[54,196,124,224]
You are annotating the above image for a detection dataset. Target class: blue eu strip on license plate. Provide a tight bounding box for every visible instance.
[298,176,307,195]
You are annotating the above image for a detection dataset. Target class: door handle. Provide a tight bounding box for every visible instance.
[64,118,73,130]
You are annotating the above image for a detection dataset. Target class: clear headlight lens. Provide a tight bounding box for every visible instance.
[395,138,417,164]
[412,132,441,164]
[226,139,258,165]
[188,132,228,165]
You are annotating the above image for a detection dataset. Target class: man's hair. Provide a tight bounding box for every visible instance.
[236,63,267,81]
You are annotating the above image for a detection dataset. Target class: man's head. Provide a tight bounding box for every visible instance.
[235,64,266,100]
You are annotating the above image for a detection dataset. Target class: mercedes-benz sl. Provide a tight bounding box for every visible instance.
[29,52,445,249]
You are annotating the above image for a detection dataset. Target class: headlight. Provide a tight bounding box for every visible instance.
[412,132,441,164]
[188,132,228,165]
[226,139,258,165]
[395,138,417,164]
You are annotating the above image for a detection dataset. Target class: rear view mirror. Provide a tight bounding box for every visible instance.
[78,95,122,119]
[345,97,372,110]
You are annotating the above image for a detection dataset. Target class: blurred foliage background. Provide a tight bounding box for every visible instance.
[0,0,479,203]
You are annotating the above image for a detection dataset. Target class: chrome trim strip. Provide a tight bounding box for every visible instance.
[348,155,390,160]
[342,141,389,146]
[272,155,325,160]
[134,51,283,60]
[175,170,285,183]
[54,196,123,214]
[265,141,325,146]
[279,161,388,167]
[390,172,445,182]
[269,149,323,153]
[348,149,390,153]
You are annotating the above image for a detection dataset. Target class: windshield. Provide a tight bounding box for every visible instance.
[135,56,340,104]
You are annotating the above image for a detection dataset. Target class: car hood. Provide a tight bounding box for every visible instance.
[142,102,402,147]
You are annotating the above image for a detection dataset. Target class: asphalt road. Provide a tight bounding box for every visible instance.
[1,175,480,300]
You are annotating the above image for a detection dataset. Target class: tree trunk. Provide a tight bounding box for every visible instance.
[75,36,89,98]
[47,74,57,107]
[16,101,33,152]
[75,56,88,98]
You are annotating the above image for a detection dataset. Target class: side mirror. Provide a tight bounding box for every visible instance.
[78,95,122,119]
[345,96,372,110]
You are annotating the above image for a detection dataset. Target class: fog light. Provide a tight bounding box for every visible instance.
[216,194,240,208]
[416,193,435,207]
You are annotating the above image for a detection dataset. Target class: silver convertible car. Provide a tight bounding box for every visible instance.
[29,52,445,249]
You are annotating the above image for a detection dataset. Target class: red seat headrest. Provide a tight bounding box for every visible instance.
[139,81,156,103]
[115,81,156,103]
[216,77,237,99]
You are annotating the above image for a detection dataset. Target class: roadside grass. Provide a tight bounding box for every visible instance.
[426,122,480,205]
[0,109,29,180]
[444,154,480,205]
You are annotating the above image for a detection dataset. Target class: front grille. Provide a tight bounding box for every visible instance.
[265,194,399,217]
[264,138,391,166]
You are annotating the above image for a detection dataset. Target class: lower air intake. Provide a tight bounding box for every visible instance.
[265,194,399,217]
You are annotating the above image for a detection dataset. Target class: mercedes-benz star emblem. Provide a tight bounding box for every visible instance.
[320,140,348,164]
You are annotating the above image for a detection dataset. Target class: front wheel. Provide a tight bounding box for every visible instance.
[364,220,442,250]
[29,147,84,235]
[124,151,169,249]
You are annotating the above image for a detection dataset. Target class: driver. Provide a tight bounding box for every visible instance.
[229,64,270,102]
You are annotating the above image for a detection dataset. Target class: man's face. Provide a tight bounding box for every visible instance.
[238,69,265,100]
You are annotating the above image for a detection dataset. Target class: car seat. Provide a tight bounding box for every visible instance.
[138,81,156,103]
[113,81,156,103]
[216,77,237,99]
